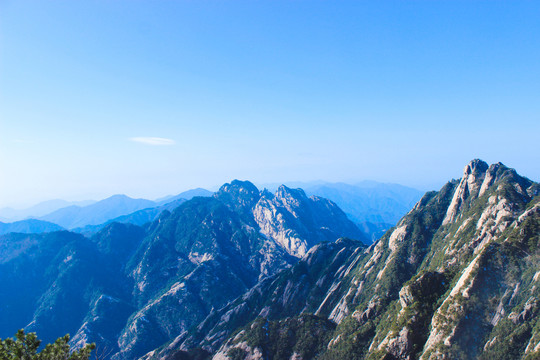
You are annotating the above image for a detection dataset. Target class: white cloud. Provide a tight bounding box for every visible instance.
[130,137,175,146]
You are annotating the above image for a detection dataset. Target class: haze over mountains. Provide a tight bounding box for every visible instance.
[0,199,97,222]
[0,181,367,359]
[0,160,538,360]
[0,189,214,236]
[0,182,421,241]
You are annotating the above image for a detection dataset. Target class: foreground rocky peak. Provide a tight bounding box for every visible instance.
[156,160,539,360]
[443,160,536,226]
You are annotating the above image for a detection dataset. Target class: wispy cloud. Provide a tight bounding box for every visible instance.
[13,139,34,144]
[130,137,175,146]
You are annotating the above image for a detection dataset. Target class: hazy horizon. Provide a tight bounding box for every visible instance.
[2,1,539,208]
[1,177,428,210]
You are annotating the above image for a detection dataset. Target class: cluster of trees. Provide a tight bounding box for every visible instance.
[0,330,95,360]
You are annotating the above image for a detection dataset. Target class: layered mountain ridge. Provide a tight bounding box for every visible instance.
[174,160,537,360]
[131,160,538,360]
[1,160,537,360]
[0,181,365,360]
[0,183,420,241]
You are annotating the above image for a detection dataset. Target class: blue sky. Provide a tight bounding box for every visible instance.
[1,1,539,208]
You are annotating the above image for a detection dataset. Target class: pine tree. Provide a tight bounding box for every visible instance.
[0,329,95,360]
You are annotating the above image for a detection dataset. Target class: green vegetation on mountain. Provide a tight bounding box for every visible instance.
[186,161,540,360]
[228,315,335,360]
[1,161,538,360]
[0,180,363,360]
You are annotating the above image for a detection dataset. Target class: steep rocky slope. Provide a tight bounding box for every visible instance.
[253,185,363,257]
[154,160,539,360]
[149,238,366,358]
[109,181,364,360]
[0,180,364,360]
[0,228,138,347]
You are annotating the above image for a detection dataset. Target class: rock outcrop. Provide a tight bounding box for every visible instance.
[150,160,539,360]
[0,180,364,360]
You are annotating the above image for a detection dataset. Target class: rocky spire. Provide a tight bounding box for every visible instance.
[442,159,489,225]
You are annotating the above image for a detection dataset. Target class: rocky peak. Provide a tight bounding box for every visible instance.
[252,185,365,258]
[443,160,537,226]
[443,159,491,225]
[274,185,310,218]
[464,159,489,176]
[463,159,489,194]
[214,180,261,215]
[275,185,308,202]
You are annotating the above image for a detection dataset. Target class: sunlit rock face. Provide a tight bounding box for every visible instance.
[151,160,540,360]
[0,179,365,360]
[5,161,537,360]
[253,185,367,257]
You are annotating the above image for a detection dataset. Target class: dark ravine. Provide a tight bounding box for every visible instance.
[0,181,366,360]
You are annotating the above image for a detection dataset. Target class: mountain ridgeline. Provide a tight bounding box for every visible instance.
[143,160,540,360]
[0,182,366,360]
[0,188,214,235]
[0,184,420,241]
[1,160,538,360]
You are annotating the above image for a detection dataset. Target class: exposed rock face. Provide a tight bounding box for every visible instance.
[0,180,364,360]
[171,238,366,355]
[110,182,362,359]
[442,159,488,225]
[3,161,538,360]
[149,160,539,360]
[253,185,365,257]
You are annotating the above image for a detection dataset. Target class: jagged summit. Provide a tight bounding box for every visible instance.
[464,158,489,176]
[173,160,540,360]
[216,180,260,197]
[0,178,366,360]
[275,184,309,201]
[214,180,261,215]
[443,160,537,226]
[3,162,537,360]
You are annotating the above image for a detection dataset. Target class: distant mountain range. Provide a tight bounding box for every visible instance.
[73,198,187,236]
[0,219,64,236]
[266,181,423,241]
[0,184,420,241]
[38,195,156,229]
[0,161,538,360]
[0,181,366,360]
[0,188,214,233]
[301,181,422,224]
[0,199,96,222]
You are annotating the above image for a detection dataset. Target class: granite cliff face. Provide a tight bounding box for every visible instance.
[111,182,365,359]
[253,185,364,257]
[146,160,539,360]
[0,180,364,360]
